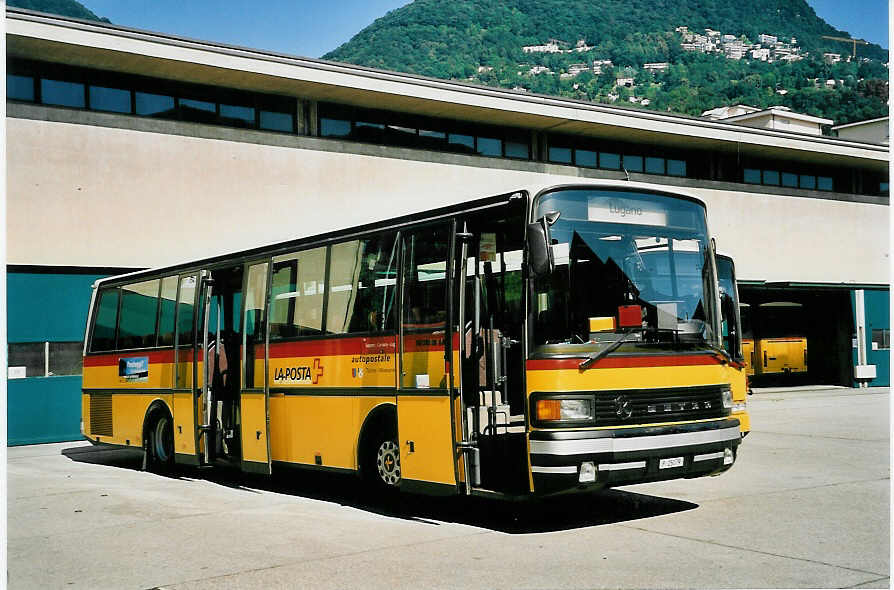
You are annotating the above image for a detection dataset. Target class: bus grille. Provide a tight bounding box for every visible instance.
[89,394,113,436]
[595,385,726,426]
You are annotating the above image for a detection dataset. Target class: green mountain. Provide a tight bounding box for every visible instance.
[8,0,110,22]
[324,0,888,125]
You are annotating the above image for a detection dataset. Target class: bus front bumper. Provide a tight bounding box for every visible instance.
[529,419,741,494]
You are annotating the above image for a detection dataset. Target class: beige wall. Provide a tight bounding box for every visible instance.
[7,117,889,285]
[835,120,889,145]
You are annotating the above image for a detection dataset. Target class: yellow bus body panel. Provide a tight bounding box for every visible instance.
[240,392,268,464]
[172,392,197,455]
[83,391,172,447]
[397,395,456,485]
[527,362,746,433]
[527,363,731,396]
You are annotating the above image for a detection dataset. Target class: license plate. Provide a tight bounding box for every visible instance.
[659,457,684,469]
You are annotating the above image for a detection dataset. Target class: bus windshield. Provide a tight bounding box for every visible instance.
[532,189,720,357]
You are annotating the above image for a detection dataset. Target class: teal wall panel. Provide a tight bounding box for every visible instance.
[851,289,890,387]
[8,273,106,342]
[8,376,82,445]
[7,272,110,445]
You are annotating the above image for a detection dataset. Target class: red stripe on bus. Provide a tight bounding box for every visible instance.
[83,349,177,367]
[267,333,460,358]
[526,354,720,370]
[268,336,395,358]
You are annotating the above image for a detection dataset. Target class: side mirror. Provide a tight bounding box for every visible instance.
[527,211,560,279]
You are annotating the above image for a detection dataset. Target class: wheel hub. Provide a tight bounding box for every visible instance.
[375,440,401,486]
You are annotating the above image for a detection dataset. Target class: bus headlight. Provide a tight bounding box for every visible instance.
[536,398,594,422]
[721,389,733,409]
[732,401,747,413]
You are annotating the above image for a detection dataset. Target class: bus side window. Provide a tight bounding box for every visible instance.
[243,262,268,389]
[328,233,397,335]
[174,275,197,389]
[90,288,120,352]
[157,276,178,347]
[118,279,160,350]
[270,247,327,339]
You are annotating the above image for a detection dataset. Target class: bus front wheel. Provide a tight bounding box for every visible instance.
[363,425,401,492]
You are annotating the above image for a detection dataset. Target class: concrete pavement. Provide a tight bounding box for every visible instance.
[8,386,889,589]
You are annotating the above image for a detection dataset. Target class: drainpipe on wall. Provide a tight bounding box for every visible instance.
[853,289,876,388]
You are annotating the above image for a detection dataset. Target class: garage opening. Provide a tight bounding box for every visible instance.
[738,286,854,387]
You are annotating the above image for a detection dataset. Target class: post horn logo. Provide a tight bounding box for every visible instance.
[614,395,633,420]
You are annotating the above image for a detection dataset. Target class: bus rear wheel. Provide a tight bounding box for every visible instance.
[146,412,174,473]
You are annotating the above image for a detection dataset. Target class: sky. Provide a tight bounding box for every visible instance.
[82,0,888,59]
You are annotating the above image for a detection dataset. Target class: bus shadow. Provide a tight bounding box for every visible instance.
[61,444,698,533]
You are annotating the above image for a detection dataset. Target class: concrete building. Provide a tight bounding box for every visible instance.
[5,8,889,444]
[708,106,833,135]
[832,117,890,145]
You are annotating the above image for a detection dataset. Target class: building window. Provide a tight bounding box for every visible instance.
[817,176,834,191]
[48,342,83,376]
[548,146,572,164]
[476,136,502,157]
[448,133,475,152]
[89,85,132,114]
[623,155,643,172]
[7,74,34,102]
[645,157,665,175]
[600,152,621,170]
[872,329,890,350]
[762,170,780,186]
[743,168,761,184]
[504,140,530,160]
[260,110,293,132]
[8,341,83,378]
[320,117,351,137]
[574,149,597,168]
[799,174,817,190]
[7,342,46,378]
[666,159,686,177]
[781,172,798,188]
[41,79,85,108]
[220,104,255,127]
[135,92,175,116]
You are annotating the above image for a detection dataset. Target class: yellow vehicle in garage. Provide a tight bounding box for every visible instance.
[749,302,808,376]
[82,182,743,497]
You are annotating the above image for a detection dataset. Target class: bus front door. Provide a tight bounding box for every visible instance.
[396,224,463,494]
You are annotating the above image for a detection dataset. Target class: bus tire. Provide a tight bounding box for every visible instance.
[362,422,401,494]
[145,408,174,473]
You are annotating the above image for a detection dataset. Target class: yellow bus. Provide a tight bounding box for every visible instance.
[716,254,751,435]
[82,182,743,497]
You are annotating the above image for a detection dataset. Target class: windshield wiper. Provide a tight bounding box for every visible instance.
[579,332,637,370]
